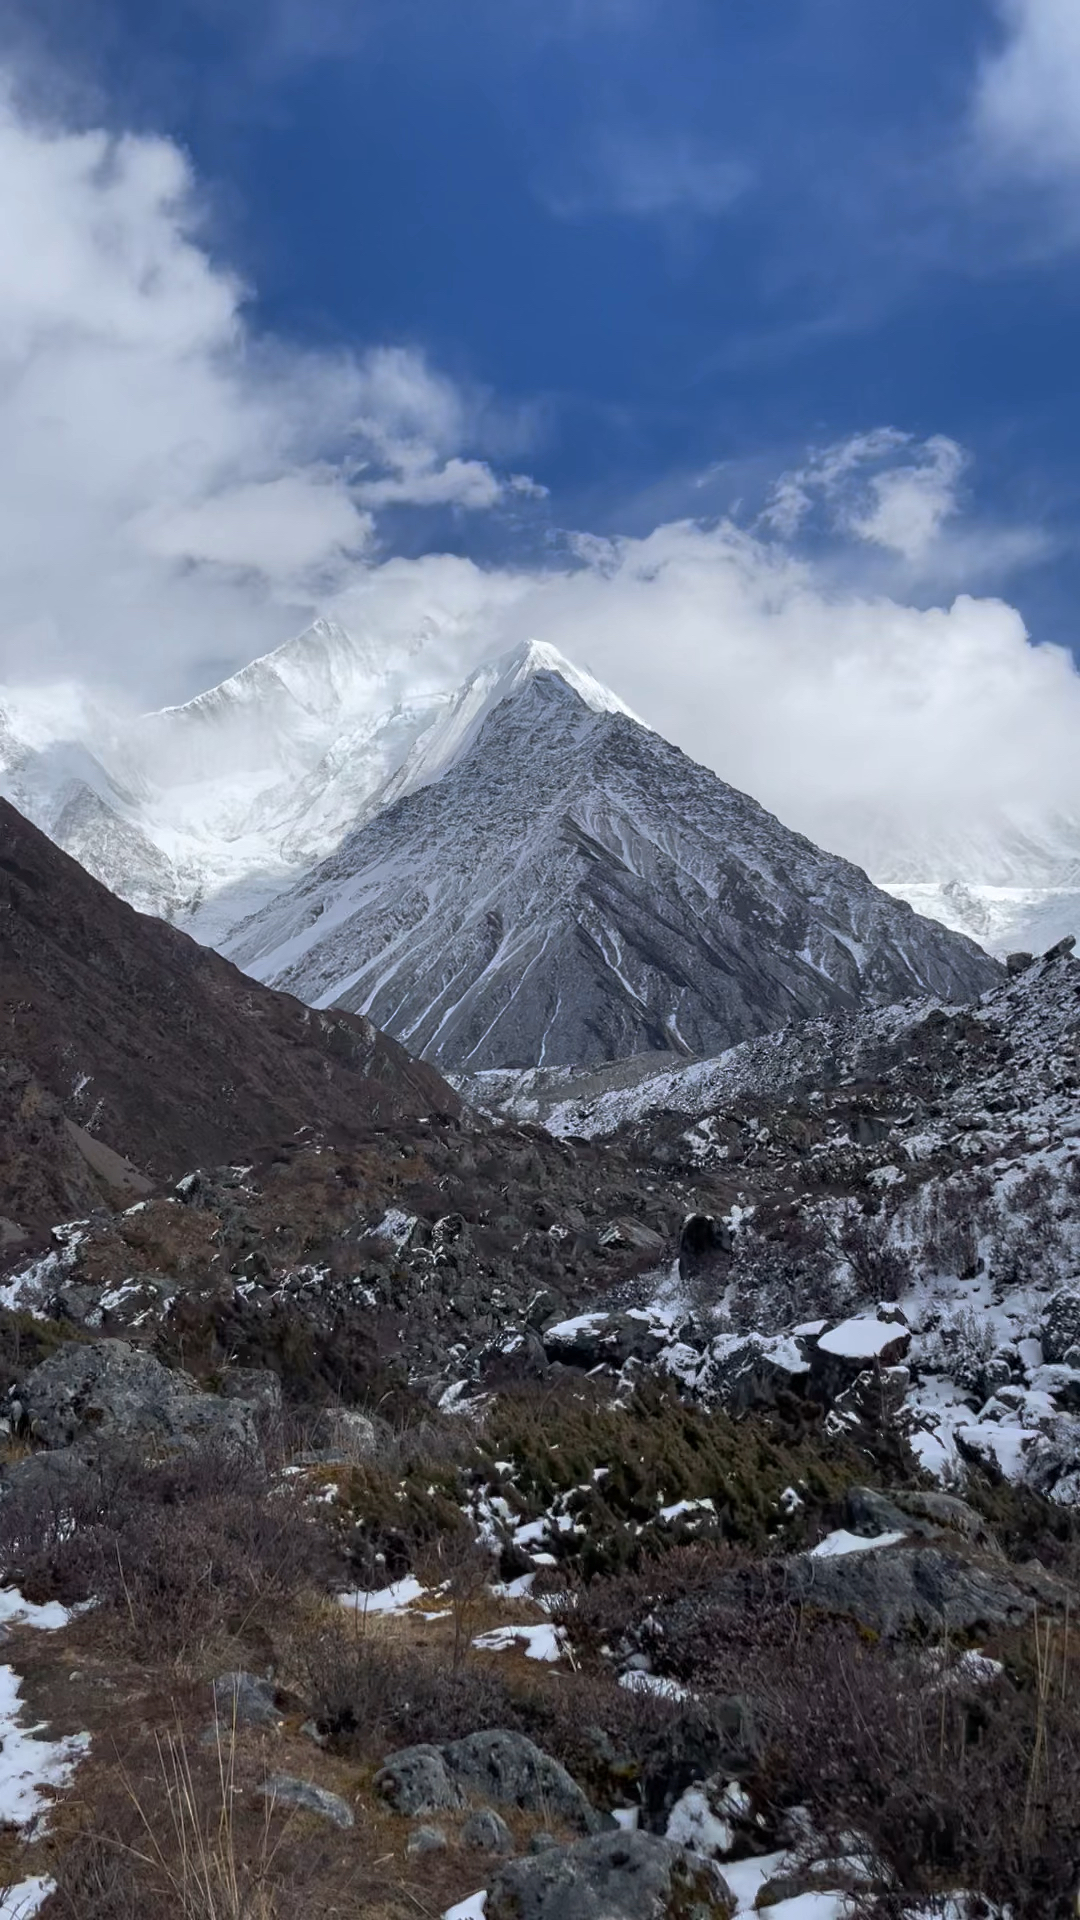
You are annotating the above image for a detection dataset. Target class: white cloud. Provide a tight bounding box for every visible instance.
[322,522,1080,880]
[763,431,966,564]
[974,0,1080,182]
[0,84,523,699]
[542,131,750,220]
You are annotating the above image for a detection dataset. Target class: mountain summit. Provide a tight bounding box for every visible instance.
[223,663,1001,1072]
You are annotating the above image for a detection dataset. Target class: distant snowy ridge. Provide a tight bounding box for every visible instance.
[0,630,632,943]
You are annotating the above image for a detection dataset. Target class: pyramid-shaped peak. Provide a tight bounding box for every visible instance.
[472,637,642,725]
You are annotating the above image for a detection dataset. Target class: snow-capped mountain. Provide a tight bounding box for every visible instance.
[2,615,1079,964]
[222,662,1000,1071]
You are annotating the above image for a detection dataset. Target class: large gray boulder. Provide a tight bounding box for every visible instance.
[786,1542,1064,1637]
[486,1831,734,1920]
[374,1745,463,1816]
[443,1731,600,1834]
[375,1730,600,1832]
[9,1340,259,1456]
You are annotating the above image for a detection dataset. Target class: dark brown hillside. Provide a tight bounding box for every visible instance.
[0,798,460,1237]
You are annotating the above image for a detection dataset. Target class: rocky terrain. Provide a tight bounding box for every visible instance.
[2,787,1080,1912]
[0,798,458,1242]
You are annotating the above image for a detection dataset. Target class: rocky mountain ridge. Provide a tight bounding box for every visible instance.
[223,666,1000,1071]
[0,797,459,1241]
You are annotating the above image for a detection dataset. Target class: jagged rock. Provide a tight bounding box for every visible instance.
[890,1489,1001,1554]
[259,1775,354,1828]
[442,1731,599,1833]
[212,1672,282,1731]
[374,1746,463,1816]
[695,1333,808,1413]
[1006,952,1035,977]
[461,1808,515,1853]
[1039,1288,1080,1366]
[485,1831,735,1920]
[9,1341,260,1456]
[542,1314,671,1372]
[1044,935,1077,962]
[599,1218,667,1256]
[785,1542,1064,1637]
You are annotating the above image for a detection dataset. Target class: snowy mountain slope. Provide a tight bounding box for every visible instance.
[223,666,1001,1071]
[455,942,1080,1503]
[2,614,1079,958]
[0,629,634,940]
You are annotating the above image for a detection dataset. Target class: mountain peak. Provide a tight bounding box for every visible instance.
[478,638,642,726]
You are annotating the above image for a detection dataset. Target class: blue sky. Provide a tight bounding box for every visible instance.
[3,0,1080,857]
[6,0,1080,616]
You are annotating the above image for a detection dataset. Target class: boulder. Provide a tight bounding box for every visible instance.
[810,1318,911,1404]
[442,1730,599,1833]
[9,1341,259,1456]
[461,1808,515,1854]
[542,1313,671,1372]
[486,1831,734,1920]
[599,1218,667,1257]
[785,1542,1064,1637]
[259,1775,354,1829]
[374,1745,463,1816]
[1039,1289,1080,1366]
[889,1489,1001,1555]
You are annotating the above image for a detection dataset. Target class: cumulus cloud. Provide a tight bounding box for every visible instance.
[763,431,966,563]
[319,520,1080,882]
[0,84,521,699]
[974,0,1080,183]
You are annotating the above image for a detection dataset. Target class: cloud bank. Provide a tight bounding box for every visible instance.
[1,68,1078,888]
[321,528,1080,879]
[0,85,520,700]
[974,0,1080,185]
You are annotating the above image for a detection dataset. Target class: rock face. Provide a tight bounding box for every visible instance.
[227,667,999,1072]
[784,1542,1065,1637]
[0,797,460,1234]
[10,1341,260,1456]
[485,1831,735,1920]
[375,1730,599,1833]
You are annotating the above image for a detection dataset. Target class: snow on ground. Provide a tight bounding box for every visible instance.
[442,1894,487,1920]
[816,1319,905,1360]
[0,1880,58,1920]
[810,1529,907,1558]
[472,1623,565,1663]
[336,1577,449,1620]
[0,1590,88,1912]
[618,1669,691,1701]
